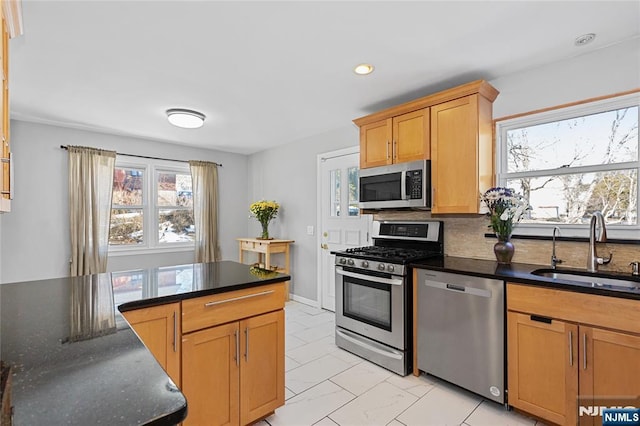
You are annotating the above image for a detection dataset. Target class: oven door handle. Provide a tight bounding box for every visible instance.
[336,268,403,286]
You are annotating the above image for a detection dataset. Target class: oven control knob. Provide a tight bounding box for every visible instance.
[387,265,395,272]
[361,261,369,268]
[347,259,355,266]
[339,258,346,265]
[378,263,386,271]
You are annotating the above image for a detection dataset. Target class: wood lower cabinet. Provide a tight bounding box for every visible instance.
[181,283,286,426]
[122,302,181,386]
[182,321,240,426]
[507,283,640,426]
[507,311,578,425]
[357,108,430,168]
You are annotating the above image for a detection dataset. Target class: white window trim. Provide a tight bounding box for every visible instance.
[109,158,195,254]
[495,92,640,240]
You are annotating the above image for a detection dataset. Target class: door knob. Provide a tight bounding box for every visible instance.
[321,243,328,250]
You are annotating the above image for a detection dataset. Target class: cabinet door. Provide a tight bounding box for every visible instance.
[182,322,240,426]
[360,118,392,168]
[579,326,640,425]
[431,95,480,214]
[507,311,578,426]
[122,302,181,385]
[240,310,285,425]
[0,17,9,213]
[393,108,429,163]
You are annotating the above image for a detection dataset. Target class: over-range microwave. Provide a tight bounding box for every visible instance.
[359,160,431,209]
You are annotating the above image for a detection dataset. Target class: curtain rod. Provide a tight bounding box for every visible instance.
[59,145,222,167]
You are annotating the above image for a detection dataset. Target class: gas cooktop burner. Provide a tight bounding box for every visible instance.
[345,246,435,260]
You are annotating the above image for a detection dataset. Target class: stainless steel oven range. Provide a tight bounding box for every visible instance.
[333,220,443,375]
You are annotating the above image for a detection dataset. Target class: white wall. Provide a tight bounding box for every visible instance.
[491,38,640,118]
[0,120,249,283]
[248,38,640,303]
[247,126,358,301]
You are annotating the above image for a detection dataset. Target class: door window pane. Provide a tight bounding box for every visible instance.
[330,169,341,217]
[348,167,359,216]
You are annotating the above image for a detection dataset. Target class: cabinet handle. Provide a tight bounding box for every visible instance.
[530,315,552,324]
[393,140,397,160]
[244,327,249,362]
[204,290,274,307]
[583,333,587,370]
[173,310,178,353]
[568,331,573,366]
[386,140,390,160]
[234,329,239,367]
[432,187,435,208]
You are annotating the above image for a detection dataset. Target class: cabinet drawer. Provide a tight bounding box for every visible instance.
[241,240,268,253]
[507,283,640,335]
[182,283,285,333]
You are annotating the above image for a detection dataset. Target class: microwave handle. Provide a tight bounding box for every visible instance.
[401,170,408,200]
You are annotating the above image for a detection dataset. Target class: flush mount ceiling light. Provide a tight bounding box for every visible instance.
[574,33,596,47]
[353,63,375,75]
[166,108,206,129]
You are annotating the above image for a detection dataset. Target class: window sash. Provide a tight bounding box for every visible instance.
[495,92,640,239]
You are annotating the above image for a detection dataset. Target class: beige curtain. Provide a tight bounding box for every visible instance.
[68,145,116,276]
[69,274,116,342]
[189,160,220,263]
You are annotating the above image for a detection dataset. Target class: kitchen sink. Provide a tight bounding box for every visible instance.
[531,269,640,290]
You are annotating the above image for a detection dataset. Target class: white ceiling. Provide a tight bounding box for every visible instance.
[10,1,640,155]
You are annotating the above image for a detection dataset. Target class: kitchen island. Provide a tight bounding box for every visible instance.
[0,261,290,425]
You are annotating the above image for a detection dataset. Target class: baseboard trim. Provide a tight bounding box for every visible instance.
[289,294,320,308]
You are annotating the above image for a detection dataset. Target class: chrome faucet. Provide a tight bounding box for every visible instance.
[551,226,562,269]
[587,212,612,272]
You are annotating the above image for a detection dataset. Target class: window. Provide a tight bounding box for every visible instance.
[496,93,639,238]
[111,166,145,245]
[110,162,194,251]
[156,170,194,243]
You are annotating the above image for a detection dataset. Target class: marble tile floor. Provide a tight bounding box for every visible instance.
[260,300,546,426]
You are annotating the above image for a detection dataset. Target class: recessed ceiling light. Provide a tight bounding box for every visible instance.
[574,33,596,47]
[353,63,374,75]
[166,108,206,129]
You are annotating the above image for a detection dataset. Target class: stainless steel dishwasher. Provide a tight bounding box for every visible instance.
[417,269,505,403]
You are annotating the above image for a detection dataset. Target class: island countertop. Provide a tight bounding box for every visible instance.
[0,261,290,425]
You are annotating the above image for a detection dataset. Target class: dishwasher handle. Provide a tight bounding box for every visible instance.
[423,280,492,298]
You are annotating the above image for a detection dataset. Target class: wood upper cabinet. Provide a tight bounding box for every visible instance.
[431,93,494,214]
[122,302,181,386]
[507,283,640,426]
[353,80,498,211]
[181,283,286,426]
[0,14,10,213]
[358,108,430,169]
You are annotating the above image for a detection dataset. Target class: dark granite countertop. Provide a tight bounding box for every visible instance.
[411,256,640,300]
[0,261,290,425]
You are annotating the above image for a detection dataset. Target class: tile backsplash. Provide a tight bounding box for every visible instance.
[373,211,640,274]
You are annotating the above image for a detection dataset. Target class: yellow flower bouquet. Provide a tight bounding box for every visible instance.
[249,200,280,239]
